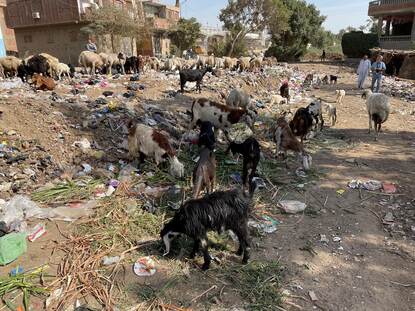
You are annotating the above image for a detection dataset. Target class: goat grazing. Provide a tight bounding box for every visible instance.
[190,98,247,138]
[307,99,324,131]
[160,189,252,270]
[274,117,312,170]
[198,121,216,151]
[335,90,346,105]
[362,90,390,137]
[289,107,314,142]
[179,67,213,93]
[330,75,338,84]
[227,137,260,194]
[226,88,251,110]
[128,122,184,178]
[192,148,216,199]
[280,81,290,103]
[323,102,337,126]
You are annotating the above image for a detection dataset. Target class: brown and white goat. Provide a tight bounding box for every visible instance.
[274,117,312,170]
[193,148,216,199]
[190,98,248,137]
[128,123,184,178]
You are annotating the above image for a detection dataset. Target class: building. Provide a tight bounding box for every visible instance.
[368,0,415,50]
[139,0,180,57]
[0,0,17,55]
[5,0,179,63]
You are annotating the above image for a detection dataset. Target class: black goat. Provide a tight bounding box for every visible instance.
[179,67,213,93]
[68,64,76,78]
[198,121,215,151]
[227,137,260,194]
[330,75,338,84]
[18,55,50,82]
[124,56,139,74]
[289,107,314,142]
[280,81,290,103]
[160,189,251,270]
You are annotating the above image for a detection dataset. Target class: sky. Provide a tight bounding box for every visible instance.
[164,0,369,33]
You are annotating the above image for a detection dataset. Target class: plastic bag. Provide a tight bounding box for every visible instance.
[0,232,27,265]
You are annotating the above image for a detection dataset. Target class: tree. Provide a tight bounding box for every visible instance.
[267,0,326,60]
[168,18,202,53]
[219,0,289,56]
[81,5,146,52]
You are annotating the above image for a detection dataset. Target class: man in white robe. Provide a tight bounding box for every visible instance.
[357,55,371,89]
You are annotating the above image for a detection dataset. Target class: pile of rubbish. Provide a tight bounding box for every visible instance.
[382,76,415,102]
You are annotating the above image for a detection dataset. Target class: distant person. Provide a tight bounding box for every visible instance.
[371,55,386,93]
[321,49,326,62]
[86,39,97,53]
[357,54,372,89]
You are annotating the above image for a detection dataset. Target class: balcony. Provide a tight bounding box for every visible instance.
[369,0,415,16]
[379,35,414,49]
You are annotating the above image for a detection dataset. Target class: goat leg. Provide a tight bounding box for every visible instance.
[234,224,250,264]
[200,237,211,270]
[190,239,200,259]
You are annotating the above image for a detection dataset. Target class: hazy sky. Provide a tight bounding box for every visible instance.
[164,0,369,33]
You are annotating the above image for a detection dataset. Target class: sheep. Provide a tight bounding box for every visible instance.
[274,117,312,170]
[250,56,263,71]
[362,90,390,137]
[55,63,71,80]
[179,67,213,93]
[226,88,251,110]
[190,98,248,139]
[18,55,50,82]
[323,102,337,126]
[224,57,238,70]
[280,81,290,103]
[39,53,59,77]
[192,148,216,199]
[206,54,215,67]
[289,107,314,143]
[128,122,184,178]
[215,57,224,69]
[335,90,346,105]
[306,99,324,131]
[99,52,126,75]
[78,51,104,75]
[227,137,260,194]
[124,56,139,74]
[31,73,56,91]
[270,94,288,105]
[160,189,252,270]
[198,121,215,151]
[0,56,22,77]
[238,57,251,71]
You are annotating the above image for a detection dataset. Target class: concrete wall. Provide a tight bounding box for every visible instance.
[0,1,17,53]
[380,39,413,50]
[14,24,88,63]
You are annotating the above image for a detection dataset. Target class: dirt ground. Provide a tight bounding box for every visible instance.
[0,62,414,311]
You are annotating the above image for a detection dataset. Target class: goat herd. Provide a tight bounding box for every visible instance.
[0,51,391,270]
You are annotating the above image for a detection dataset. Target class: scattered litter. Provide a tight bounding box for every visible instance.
[295,167,307,178]
[382,183,397,194]
[278,200,306,214]
[133,256,156,276]
[82,163,92,173]
[102,256,121,266]
[230,172,242,184]
[249,215,279,234]
[362,180,382,191]
[27,223,46,242]
[252,177,266,189]
[308,290,318,301]
[0,232,27,265]
[10,266,24,276]
[348,179,361,189]
[332,236,342,242]
[320,234,329,243]
[383,212,394,224]
[345,158,357,164]
[336,189,345,195]
[227,123,253,143]
[72,138,91,152]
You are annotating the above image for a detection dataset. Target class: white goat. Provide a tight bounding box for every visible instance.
[128,123,184,178]
[226,88,251,110]
[335,90,346,105]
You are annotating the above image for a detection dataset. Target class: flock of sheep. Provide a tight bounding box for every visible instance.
[0,49,391,270]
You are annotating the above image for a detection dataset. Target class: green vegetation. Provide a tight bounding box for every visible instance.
[341,31,379,58]
[168,18,202,54]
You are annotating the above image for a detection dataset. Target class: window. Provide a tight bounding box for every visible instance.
[24,35,32,43]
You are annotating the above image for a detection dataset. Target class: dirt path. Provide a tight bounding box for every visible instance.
[262,63,415,311]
